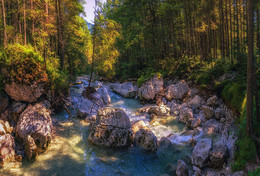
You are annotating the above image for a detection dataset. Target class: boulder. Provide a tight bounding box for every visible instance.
[25,135,38,160]
[88,108,133,147]
[189,95,204,109]
[179,107,194,124]
[158,137,171,149]
[165,80,189,100]
[0,134,16,166]
[214,108,225,120]
[0,123,6,135]
[16,103,52,152]
[137,75,163,101]
[202,106,214,119]
[5,82,45,102]
[97,86,111,105]
[0,95,9,115]
[113,82,137,98]
[191,118,201,129]
[78,92,104,118]
[209,141,228,168]
[207,96,219,107]
[2,121,13,134]
[132,120,149,137]
[137,105,170,116]
[191,138,212,168]
[204,119,220,134]
[11,101,27,122]
[176,160,188,176]
[135,129,158,151]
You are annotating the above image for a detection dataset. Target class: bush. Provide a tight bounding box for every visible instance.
[0,44,48,85]
[137,68,162,87]
[0,44,68,92]
[249,167,260,176]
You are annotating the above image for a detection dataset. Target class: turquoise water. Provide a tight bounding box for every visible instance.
[0,82,193,176]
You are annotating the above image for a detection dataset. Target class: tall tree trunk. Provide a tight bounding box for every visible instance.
[246,0,254,137]
[23,0,26,45]
[56,0,64,70]
[257,7,260,51]
[1,0,6,47]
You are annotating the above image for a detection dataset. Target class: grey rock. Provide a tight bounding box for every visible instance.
[202,106,214,120]
[165,80,189,100]
[191,138,212,168]
[88,108,133,147]
[113,82,137,98]
[176,160,188,176]
[135,129,158,151]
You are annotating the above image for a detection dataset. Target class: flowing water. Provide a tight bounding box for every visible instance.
[1,80,196,176]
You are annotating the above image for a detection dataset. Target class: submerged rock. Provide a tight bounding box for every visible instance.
[176,160,188,176]
[134,129,158,151]
[88,108,133,147]
[16,102,52,154]
[137,75,163,101]
[5,82,45,103]
[113,82,137,98]
[165,80,189,100]
[191,138,212,168]
[0,134,16,166]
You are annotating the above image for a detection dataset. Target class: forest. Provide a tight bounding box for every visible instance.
[0,0,259,175]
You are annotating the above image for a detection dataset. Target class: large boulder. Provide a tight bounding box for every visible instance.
[87,108,133,147]
[5,82,45,103]
[179,107,194,124]
[165,80,189,100]
[191,138,212,168]
[0,134,16,166]
[176,160,188,176]
[138,75,163,101]
[16,102,52,153]
[209,141,228,168]
[134,129,158,151]
[97,86,111,105]
[113,82,137,98]
[78,92,104,118]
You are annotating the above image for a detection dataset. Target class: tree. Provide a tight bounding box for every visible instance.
[1,0,6,47]
[246,0,254,136]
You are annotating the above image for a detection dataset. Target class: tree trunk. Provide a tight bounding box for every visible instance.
[246,0,254,137]
[23,0,26,45]
[56,0,64,70]
[1,0,7,47]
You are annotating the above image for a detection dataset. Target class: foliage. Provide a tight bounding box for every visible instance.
[0,44,47,85]
[137,69,163,87]
[249,167,260,176]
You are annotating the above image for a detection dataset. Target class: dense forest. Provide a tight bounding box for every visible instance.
[0,0,260,175]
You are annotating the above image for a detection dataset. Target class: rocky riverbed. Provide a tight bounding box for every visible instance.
[0,74,246,176]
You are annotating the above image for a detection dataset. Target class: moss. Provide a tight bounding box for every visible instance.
[137,71,162,87]
[220,82,246,112]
